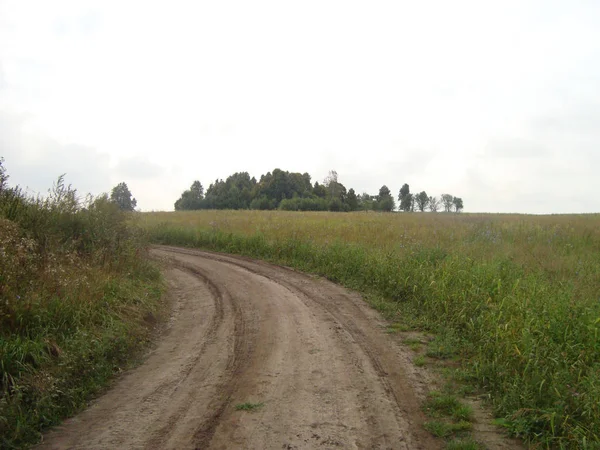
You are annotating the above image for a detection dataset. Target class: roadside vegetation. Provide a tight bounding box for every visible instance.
[0,159,162,448]
[143,209,600,448]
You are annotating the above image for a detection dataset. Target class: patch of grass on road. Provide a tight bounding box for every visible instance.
[235,402,264,412]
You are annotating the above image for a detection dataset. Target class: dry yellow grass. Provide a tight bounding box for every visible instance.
[140,210,600,284]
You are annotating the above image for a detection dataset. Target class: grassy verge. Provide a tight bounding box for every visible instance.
[142,210,600,448]
[0,169,163,448]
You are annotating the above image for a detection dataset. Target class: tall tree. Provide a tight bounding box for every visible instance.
[346,188,358,211]
[313,181,327,198]
[323,170,338,187]
[453,197,464,213]
[110,182,137,211]
[378,185,396,212]
[174,181,204,210]
[0,157,8,193]
[324,170,346,202]
[441,194,454,212]
[358,192,375,211]
[398,183,412,212]
[415,191,429,212]
[428,196,440,212]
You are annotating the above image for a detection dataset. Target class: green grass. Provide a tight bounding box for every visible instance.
[140,209,600,448]
[426,334,462,360]
[387,322,412,332]
[422,391,476,441]
[235,402,264,411]
[403,338,423,351]
[445,437,485,450]
[1,173,163,448]
[414,355,427,367]
[424,420,473,437]
[424,392,473,420]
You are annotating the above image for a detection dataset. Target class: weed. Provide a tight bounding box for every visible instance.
[445,437,485,450]
[235,402,264,411]
[424,392,474,423]
[452,404,474,422]
[424,420,472,437]
[414,355,426,367]
[387,322,412,332]
[426,334,461,360]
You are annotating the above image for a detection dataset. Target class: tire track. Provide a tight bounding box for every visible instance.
[156,245,439,449]
[39,246,442,450]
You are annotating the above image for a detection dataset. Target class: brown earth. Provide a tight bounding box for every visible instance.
[37,246,510,449]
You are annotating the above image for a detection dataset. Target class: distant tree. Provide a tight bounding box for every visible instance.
[313,181,327,199]
[249,195,276,210]
[329,181,347,203]
[253,168,312,207]
[346,188,358,211]
[378,185,396,212]
[323,170,347,204]
[110,182,137,211]
[379,185,391,199]
[174,180,204,210]
[323,170,338,188]
[415,191,429,212]
[358,192,375,211]
[328,198,343,212]
[0,157,8,193]
[398,183,412,212]
[453,197,464,213]
[441,194,454,212]
[428,196,441,212]
[190,180,204,197]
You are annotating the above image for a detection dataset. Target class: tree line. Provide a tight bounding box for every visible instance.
[171,169,464,213]
[2,159,463,214]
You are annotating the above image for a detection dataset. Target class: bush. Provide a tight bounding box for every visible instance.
[0,167,162,448]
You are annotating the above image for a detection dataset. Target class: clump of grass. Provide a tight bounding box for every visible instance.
[1,163,162,448]
[235,402,264,411]
[426,334,462,360]
[425,391,474,422]
[141,209,600,447]
[387,322,412,332]
[414,355,426,367]
[424,420,472,438]
[445,437,485,450]
[423,391,475,441]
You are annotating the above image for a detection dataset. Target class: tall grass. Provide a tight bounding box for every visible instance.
[0,175,162,449]
[141,210,600,448]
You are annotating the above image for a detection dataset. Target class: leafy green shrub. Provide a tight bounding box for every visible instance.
[0,164,162,448]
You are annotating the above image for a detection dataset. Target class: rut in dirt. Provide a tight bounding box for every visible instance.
[38,246,441,450]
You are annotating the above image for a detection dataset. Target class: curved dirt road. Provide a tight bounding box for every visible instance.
[39,246,441,450]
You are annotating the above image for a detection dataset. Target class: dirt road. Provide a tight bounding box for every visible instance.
[39,246,441,449]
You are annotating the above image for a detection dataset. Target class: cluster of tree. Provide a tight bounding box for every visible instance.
[173,169,464,213]
[174,169,348,211]
[110,182,137,211]
[397,183,463,213]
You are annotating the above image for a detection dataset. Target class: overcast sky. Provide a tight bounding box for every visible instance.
[1,1,599,213]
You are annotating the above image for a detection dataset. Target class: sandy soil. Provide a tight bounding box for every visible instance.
[38,246,449,449]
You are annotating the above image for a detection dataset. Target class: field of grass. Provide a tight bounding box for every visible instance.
[0,177,163,449]
[141,210,600,448]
